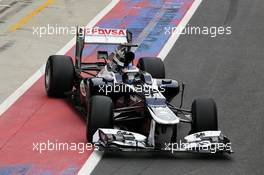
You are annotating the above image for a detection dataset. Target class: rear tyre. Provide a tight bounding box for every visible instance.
[45,55,74,97]
[137,57,165,78]
[191,98,218,133]
[86,96,113,143]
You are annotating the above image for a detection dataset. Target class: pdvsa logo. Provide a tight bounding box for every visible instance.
[85,27,126,36]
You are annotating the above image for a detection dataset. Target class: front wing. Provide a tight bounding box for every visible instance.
[93,129,233,154]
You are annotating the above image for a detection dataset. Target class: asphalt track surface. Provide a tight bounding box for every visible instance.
[92,0,264,175]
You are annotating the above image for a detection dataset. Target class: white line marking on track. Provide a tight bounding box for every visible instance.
[0,65,44,116]
[78,151,104,175]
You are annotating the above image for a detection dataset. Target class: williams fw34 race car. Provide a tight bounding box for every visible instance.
[44,27,233,154]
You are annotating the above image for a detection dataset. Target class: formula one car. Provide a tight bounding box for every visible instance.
[44,27,232,154]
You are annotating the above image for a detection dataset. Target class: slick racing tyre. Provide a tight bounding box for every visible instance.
[86,95,114,143]
[137,57,165,79]
[191,98,218,133]
[45,55,74,97]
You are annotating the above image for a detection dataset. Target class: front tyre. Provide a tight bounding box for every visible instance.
[191,98,218,133]
[45,55,74,97]
[86,96,114,143]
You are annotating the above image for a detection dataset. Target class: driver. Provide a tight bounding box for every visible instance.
[108,50,140,84]
[121,52,141,84]
[108,49,135,72]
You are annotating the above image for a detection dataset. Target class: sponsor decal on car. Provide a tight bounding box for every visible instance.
[85,27,126,36]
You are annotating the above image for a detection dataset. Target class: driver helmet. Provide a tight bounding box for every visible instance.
[113,50,135,68]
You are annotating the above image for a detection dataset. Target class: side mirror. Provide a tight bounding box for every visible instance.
[97,51,108,60]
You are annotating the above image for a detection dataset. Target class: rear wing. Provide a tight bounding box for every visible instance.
[75,27,133,69]
[84,28,132,44]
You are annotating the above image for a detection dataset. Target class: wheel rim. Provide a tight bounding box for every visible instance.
[45,62,51,91]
